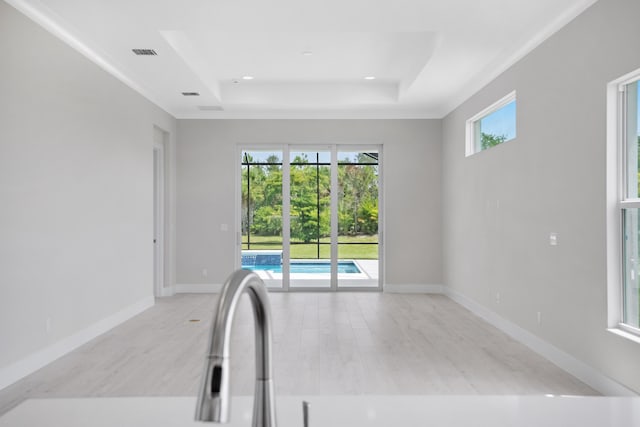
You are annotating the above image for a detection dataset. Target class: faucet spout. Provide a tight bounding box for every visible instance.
[195,270,276,427]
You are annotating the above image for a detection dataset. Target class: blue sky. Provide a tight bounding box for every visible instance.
[242,151,279,163]
[480,100,517,141]
[243,150,373,163]
[242,151,332,163]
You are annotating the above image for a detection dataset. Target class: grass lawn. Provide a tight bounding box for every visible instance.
[242,234,378,259]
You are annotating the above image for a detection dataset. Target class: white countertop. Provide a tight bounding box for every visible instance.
[1,395,640,426]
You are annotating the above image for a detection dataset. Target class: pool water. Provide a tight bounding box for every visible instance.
[243,261,361,274]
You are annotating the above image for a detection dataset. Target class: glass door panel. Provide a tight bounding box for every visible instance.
[240,150,284,289]
[337,150,379,288]
[289,150,331,289]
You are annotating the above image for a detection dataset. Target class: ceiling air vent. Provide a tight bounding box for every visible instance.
[198,106,224,111]
[182,92,200,96]
[132,49,157,56]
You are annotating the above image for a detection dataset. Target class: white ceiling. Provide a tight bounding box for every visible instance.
[8,0,597,119]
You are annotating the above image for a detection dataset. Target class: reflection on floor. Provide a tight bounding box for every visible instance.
[0,293,597,416]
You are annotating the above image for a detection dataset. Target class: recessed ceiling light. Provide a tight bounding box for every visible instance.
[364,76,376,80]
[302,51,313,56]
[242,76,254,80]
[181,92,200,96]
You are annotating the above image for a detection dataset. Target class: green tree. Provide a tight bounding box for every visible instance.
[244,151,378,249]
[261,167,282,222]
[251,205,282,235]
[481,132,507,150]
[241,154,268,236]
[358,198,378,235]
[338,158,378,235]
[290,156,330,242]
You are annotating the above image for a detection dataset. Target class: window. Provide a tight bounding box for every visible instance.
[465,91,516,156]
[239,145,381,291]
[614,74,640,335]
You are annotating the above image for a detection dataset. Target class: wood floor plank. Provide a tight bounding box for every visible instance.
[0,293,598,416]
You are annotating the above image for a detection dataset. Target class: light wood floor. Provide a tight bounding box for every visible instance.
[0,293,597,416]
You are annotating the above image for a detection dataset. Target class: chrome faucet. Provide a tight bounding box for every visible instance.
[195,269,277,427]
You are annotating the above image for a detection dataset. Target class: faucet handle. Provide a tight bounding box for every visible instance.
[302,401,310,427]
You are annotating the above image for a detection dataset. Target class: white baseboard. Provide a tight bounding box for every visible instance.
[384,283,444,293]
[444,288,636,397]
[0,296,154,391]
[159,286,175,297]
[174,283,223,293]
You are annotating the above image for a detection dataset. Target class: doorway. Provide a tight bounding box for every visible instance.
[239,145,382,291]
[153,128,166,297]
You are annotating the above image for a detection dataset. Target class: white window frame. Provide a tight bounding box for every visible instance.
[465,90,517,157]
[606,68,640,342]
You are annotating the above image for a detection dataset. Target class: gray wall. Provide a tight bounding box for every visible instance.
[442,0,640,393]
[176,119,442,287]
[0,1,176,371]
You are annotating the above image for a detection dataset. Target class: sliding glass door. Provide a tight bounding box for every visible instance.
[337,150,379,288]
[289,149,332,288]
[241,149,284,289]
[240,145,381,291]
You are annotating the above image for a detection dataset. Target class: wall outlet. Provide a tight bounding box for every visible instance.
[220,224,228,232]
[496,292,500,304]
[537,311,542,325]
[202,268,208,277]
[549,232,558,246]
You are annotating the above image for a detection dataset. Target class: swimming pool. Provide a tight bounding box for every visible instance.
[243,261,362,274]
